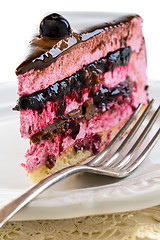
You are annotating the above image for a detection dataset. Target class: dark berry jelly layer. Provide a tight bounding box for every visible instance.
[15,47,132,115]
[91,76,133,109]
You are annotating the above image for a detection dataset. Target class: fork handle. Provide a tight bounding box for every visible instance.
[0,164,87,227]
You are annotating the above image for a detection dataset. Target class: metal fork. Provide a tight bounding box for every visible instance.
[0,99,160,228]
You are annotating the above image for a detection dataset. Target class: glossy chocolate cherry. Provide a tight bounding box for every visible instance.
[40,13,71,38]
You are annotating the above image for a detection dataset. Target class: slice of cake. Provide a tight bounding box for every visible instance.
[14,12,148,184]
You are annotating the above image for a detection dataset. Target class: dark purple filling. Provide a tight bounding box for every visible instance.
[91,76,133,110]
[74,133,102,154]
[14,47,132,115]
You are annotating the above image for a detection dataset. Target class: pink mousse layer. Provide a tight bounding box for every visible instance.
[17,17,143,95]
[23,101,133,172]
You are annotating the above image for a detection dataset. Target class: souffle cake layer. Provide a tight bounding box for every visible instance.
[14,12,148,183]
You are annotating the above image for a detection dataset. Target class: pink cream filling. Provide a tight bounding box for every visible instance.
[23,101,134,172]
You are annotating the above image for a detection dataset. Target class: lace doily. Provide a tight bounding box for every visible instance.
[0,205,160,240]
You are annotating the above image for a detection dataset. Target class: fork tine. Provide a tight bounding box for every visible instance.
[86,103,143,166]
[114,105,160,170]
[100,99,154,168]
[120,127,160,177]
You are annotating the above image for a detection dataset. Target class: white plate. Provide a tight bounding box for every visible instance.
[0,80,160,221]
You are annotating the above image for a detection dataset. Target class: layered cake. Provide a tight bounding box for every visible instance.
[14,12,148,184]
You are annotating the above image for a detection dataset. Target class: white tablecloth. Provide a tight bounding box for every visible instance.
[0,205,160,240]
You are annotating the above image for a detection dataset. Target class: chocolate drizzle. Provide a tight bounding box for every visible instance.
[16,13,138,75]
[15,47,132,114]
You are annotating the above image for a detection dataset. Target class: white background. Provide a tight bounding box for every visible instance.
[0,0,159,83]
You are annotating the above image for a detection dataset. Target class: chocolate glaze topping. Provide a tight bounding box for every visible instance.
[15,46,132,114]
[16,12,138,75]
